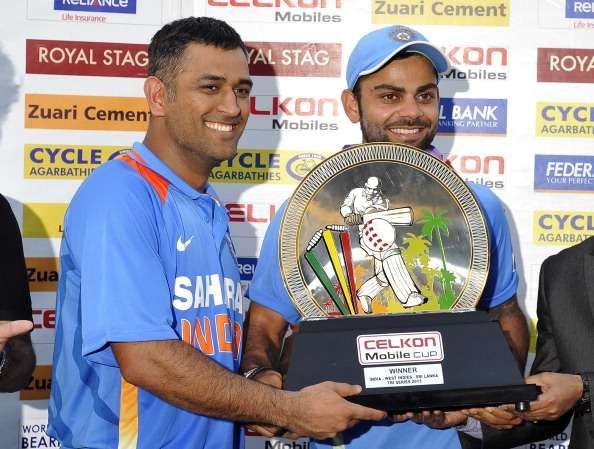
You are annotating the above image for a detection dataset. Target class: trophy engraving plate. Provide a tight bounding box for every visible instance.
[279,143,489,318]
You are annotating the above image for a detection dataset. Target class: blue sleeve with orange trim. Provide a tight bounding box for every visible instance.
[246,201,302,324]
[470,183,518,309]
[63,160,178,367]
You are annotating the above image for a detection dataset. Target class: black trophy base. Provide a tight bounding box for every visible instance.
[285,311,541,413]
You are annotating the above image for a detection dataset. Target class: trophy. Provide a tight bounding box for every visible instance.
[281,143,539,412]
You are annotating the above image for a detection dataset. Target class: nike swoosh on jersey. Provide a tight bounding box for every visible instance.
[176,236,194,251]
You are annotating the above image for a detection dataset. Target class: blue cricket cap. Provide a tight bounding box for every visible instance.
[346,25,450,90]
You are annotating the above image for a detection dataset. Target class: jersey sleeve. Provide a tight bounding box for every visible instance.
[470,184,519,309]
[64,163,178,366]
[246,201,301,324]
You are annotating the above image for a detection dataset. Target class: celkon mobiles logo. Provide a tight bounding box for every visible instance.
[357,331,443,365]
[447,154,505,189]
[54,0,136,14]
[206,0,343,24]
[537,48,594,83]
[245,42,341,77]
[441,46,508,81]
[226,203,277,223]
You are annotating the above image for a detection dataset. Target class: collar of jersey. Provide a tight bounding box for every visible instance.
[130,142,219,202]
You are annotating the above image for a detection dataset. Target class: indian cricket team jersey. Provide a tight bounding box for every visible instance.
[48,142,244,449]
[246,181,518,449]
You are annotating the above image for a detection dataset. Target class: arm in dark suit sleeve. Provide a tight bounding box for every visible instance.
[480,258,571,448]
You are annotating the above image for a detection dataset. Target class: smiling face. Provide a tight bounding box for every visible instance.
[342,54,439,150]
[161,42,252,166]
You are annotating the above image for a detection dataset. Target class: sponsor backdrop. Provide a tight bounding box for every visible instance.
[1,1,592,448]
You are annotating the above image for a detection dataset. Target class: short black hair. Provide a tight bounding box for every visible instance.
[351,51,438,100]
[148,16,247,95]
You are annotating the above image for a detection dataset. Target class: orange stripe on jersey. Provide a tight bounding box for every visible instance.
[120,154,169,203]
[118,378,139,449]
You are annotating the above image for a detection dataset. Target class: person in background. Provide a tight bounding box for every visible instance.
[0,193,35,392]
[47,16,385,449]
[241,24,529,449]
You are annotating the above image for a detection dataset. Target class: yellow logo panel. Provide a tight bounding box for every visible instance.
[533,210,594,246]
[25,94,149,131]
[372,0,509,26]
[23,203,68,238]
[25,144,130,179]
[536,102,594,138]
[210,149,329,185]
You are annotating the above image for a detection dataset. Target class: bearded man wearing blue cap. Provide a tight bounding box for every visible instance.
[241,25,530,449]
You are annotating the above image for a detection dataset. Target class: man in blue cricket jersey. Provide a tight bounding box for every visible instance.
[48,17,385,449]
[241,25,530,449]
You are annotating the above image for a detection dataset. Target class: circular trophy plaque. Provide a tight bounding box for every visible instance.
[279,143,490,318]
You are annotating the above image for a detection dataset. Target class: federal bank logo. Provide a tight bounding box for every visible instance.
[25,94,149,131]
[25,144,129,179]
[248,95,340,131]
[534,155,594,193]
[246,42,341,77]
[372,0,509,26]
[441,46,508,82]
[537,48,594,84]
[536,102,594,138]
[210,149,329,184]
[26,39,148,78]
[54,0,137,14]
[206,0,343,23]
[23,203,67,238]
[438,98,507,136]
[533,210,594,246]
[566,0,594,18]
[237,257,258,281]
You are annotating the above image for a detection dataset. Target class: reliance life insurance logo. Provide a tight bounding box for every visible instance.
[54,0,137,14]
[534,154,594,192]
[566,0,594,18]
